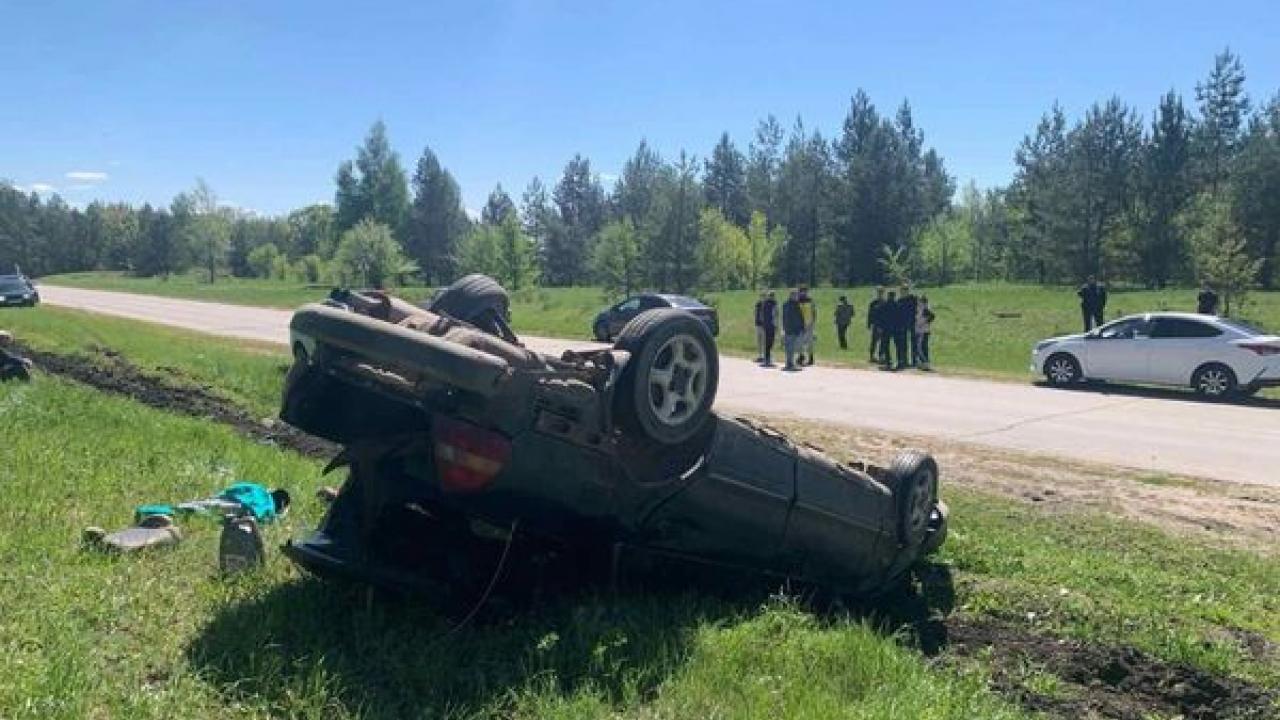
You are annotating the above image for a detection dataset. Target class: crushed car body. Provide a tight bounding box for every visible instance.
[280,274,947,602]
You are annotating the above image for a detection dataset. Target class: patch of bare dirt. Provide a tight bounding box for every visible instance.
[18,342,336,459]
[760,416,1280,556]
[942,618,1276,720]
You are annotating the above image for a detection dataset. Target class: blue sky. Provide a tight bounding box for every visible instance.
[2,1,1277,216]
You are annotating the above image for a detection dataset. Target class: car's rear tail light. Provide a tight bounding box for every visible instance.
[433,416,511,493]
[1240,343,1280,356]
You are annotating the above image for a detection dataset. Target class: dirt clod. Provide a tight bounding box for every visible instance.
[944,619,1276,720]
[19,343,336,459]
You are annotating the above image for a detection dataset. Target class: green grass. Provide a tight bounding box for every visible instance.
[1,305,289,417]
[3,307,1278,718]
[43,271,1280,383]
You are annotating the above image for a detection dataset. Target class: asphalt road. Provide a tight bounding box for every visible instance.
[35,284,1280,488]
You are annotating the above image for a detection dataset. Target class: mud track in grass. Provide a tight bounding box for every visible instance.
[18,342,336,459]
[937,617,1276,720]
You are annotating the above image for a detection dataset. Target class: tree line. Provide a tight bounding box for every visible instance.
[2,49,1276,301]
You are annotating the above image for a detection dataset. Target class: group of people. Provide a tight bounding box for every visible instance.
[752,283,936,372]
[868,285,935,371]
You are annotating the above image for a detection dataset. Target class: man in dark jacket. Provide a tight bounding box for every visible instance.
[878,290,898,368]
[898,283,919,367]
[759,290,778,366]
[781,290,805,371]
[834,295,854,350]
[1197,282,1220,315]
[867,287,885,363]
[892,290,913,370]
[1077,276,1107,331]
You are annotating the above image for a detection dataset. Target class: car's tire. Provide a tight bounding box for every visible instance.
[1192,363,1237,399]
[613,309,719,445]
[883,451,940,548]
[428,274,509,324]
[1044,352,1082,386]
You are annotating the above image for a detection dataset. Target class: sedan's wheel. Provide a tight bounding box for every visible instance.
[884,451,940,548]
[1044,353,1082,386]
[614,309,719,445]
[1192,363,1237,399]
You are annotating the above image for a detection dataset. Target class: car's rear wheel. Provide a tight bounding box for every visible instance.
[884,451,939,548]
[429,274,509,324]
[1044,352,1082,386]
[1192,363,1237,399]
[614,309,719,445]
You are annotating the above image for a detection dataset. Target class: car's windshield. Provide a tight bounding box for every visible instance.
[1218,318,1269,336]
[1095,317,1149,340]
[0,279,30,293]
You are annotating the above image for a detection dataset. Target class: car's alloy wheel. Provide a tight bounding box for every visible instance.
[645,333,709,428]
[1045,354,1080,385]
[613,309,719,445]
[1194,364,1236,398]
[886,451,940,548]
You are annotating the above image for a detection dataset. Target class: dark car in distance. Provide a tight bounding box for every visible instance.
[594,293,718,341]
[0,275,38,308]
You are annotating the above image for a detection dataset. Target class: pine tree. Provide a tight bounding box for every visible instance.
[407,146,468,284]
[1139,91,1193,287]
[482,184,518,225]
[546,155,605,286]
[703,132,749,227]
[1195,49,1250,194]
[746,116,783,227]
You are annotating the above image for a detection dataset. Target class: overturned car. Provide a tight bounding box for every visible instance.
[280,275,948,603]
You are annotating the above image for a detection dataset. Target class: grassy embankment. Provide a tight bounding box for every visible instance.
[46,271,1280,383]
[1,305,1277,718]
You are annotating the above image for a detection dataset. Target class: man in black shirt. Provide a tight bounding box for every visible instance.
[898,283,919,367]
[1197,282,1220,315]
[759,290,778,366]
[867,287,886,363]
[1077,276,1107,331]
[781,290,805,371]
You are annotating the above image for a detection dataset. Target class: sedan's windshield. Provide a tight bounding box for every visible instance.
[0,279,30,293]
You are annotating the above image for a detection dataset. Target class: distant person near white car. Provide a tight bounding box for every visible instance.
[1031,312,1280,399]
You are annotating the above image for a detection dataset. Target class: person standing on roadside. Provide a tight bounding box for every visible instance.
[898,283,919,367]
[1077,275,1107,331]
[915,296,936,370]
[782,290,805,371]
[796,285,817,365]
[893,289,913,369]
[879,290,898,368]
[1197,281,1220,316]
[867,287,886,363]
[760,290,778,366]
[834,295,854,350]
[753,292,767,362]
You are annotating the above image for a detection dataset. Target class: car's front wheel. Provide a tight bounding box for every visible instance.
[1192,363,1237,399]
[1044,352,1082,386]
[884,451,940,548]
[613,309,719,445]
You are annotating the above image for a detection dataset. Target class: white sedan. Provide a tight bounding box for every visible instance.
[1031,312,1280,398]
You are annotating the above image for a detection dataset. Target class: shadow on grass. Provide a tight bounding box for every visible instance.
[187,561,956,718]
[1034,380,1280,409]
